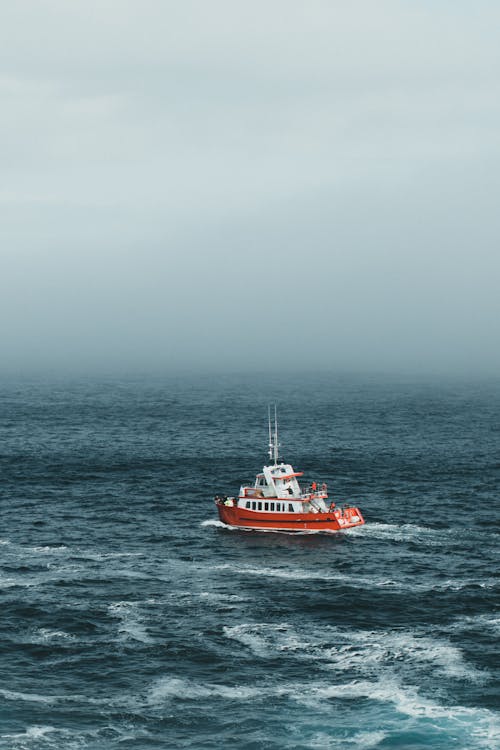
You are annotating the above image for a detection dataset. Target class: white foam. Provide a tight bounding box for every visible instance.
[308,730,387,749]
[29,545,68,554]
[23,628,76,644]
[338,629,486,682]
[346,522,451,546]
[223,623,294,658]
[108,601,153,644]
[223,622,487,682]
[212,561,497,594]
[146,674,499,747]
[294,674,500,746]
[213,562,347,582]
[74,549,143,561]
[1,725,58,742]
[0,688,57,704]
[201,519,342,535]
[201,519,239,530]
[0,687,143,715]
[0,574,39,589]
[198,591,247,603]
[351,731,388,749]
[428,577,499,593]
[211,563,409,591]
[452,613,500,635]
[149,677,262,704]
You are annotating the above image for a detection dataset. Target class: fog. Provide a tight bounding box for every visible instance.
[1,1,499,375]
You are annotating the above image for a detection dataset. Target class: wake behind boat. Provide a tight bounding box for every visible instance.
[215,408,365,532]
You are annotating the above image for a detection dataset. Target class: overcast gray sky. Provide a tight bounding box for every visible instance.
[1,1,499,375]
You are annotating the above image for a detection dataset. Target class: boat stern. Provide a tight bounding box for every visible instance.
[335,506,365,528]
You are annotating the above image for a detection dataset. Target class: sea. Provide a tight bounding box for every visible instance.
[0,373,499,750]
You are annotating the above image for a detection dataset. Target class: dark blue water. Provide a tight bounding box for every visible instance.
[1,374,499,749]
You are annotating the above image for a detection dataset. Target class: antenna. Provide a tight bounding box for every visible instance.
[274,404,279,464]
[268,405,273,461]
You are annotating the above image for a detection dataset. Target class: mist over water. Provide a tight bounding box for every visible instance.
[0,373,498,748]
[2,3,500,377]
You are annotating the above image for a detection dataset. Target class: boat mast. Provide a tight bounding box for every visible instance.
[274,404,279,465]
[268,406,273,461]
[267,404,280,465]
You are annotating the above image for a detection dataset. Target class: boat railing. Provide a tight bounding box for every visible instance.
[299,482,328,499]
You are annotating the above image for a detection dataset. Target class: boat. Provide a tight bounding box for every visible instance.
[214,408,365,532]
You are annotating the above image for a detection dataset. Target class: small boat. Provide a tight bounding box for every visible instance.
[214,408,365,532]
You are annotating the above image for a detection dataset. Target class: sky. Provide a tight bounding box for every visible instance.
[1,0,500,375]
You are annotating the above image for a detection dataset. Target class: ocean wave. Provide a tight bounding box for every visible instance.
[291,677,499,747]
[223,622,488,682]
[0,687,140,713]
[201,519,240,530]
[0,574,40,590]
[27,628,76,644]
[146,674,499,747]
[108,601,154,644]
[302,676,499,725]
[2,541,143,562]
[148,676,264,704]
[345,522,451,545]
[197,591,248,603]
[0,689,57,705]
[0,723,153,749]
[210,562,498,594]
[307,730,388,749]
[0,726,61,749]
[71,549,144,561]
[28,545,69,554]
[450,612,500,635]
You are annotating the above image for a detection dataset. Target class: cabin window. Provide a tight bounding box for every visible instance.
[288,503,294,512]
[258,502,262,511]
[252,501,256,510]
[245,501,251,509]
[276,503,281,511]
[270,502,275,511]
[264,502,269,511]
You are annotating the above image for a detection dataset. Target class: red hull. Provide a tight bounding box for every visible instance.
[216,501,364,531]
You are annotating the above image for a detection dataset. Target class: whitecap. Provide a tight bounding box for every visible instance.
[452,612,500,635]
[31,628,76,644]
[29,545,69,554]
[294,675,500,747]
[145,673,499,747]
[0,688,57,704]
[0,574,39,589]
[223,622,487,682]
[307,730,388,749]
[223,623,293,658]
[108,601,153,644]
[148,676,263,705]
[0,725,58,745]
[198,591,247,603]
